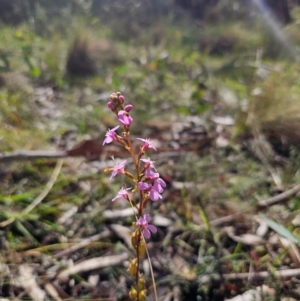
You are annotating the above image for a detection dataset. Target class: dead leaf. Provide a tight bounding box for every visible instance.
[224,226,264,245]
[225,288,263,301]
[44,282,63,301]
[57,253,128,279]
[153,215,172,227]
[280,237,300,268]
[15,264,46,301]
[67,139,103,160]
[110,224,132,249]
[254,216,269,237]
[103,207,137,219]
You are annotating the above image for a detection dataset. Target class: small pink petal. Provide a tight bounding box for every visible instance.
[147,225,157,233]
[149,189,162,201]
[143,228,151,239]
[144,214,150,222]
[138,182,152,191]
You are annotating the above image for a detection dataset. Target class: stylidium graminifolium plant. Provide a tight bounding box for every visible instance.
[103,92,166,301]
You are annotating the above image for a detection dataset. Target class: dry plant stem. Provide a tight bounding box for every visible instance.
[224,268,300,282]
[0,159,63,227]
[44,282,63,301]
[257,184,300,210]
[54,230,110,258]
[197,268,300,285]
[57,253,129,279]
[0,150,66,162]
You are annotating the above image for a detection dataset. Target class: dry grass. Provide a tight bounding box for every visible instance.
[247,65,300,146]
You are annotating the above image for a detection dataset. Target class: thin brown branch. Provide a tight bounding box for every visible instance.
[0,150,67,162]
[200,268,300,284]
[57,253,129,279]
[257,184,300,210]
[54,230,110,258]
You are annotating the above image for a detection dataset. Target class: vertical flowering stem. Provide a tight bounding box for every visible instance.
[103,92,165,301]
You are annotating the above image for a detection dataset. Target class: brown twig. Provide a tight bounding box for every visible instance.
[0,150,67,162]
[200,268,300,284]
[257,184,300,210]
[54,230,110,259]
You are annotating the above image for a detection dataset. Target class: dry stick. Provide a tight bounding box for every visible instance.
[257,184,300,210]
[54,230,110,259]
[57,253,129,279]
[0,148,197,163]
[223,269,300,280]
[0,159,63,227]
[200,268,300,284]
[44,282,63,301]
[200,185,300,225]
[0,150,67,162]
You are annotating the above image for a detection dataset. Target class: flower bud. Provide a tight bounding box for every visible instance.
[138,241,146,259]
[124,104,133,112]
[137,289,147,301]
[107,101,115,110]
[118,110,133,126]
[118,95,125,104]
[103,168,111,175]
[127,258,138,276]
[137,275,146,291]
[110,93,118,101]
[129,287,137,300]
[131,230,140,248]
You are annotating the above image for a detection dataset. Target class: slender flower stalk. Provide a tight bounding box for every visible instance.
[102,92,164,301]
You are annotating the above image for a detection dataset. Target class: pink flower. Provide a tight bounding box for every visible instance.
[143,170,166,194]
[103,126,119,146]
[153,178,166,194]
[118,110,133,126]
[107,101,115,110]
[138,182,152,191]
[124,104,133,112]
[137,214,157,239]
[110,160,127,179]
[149,188,162,201]
[145,169,159,181]
[118,95,125,104]
[137,138,157,151]
[141,158,157,171]
[112,187,131,202]
[138,182,162,201]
